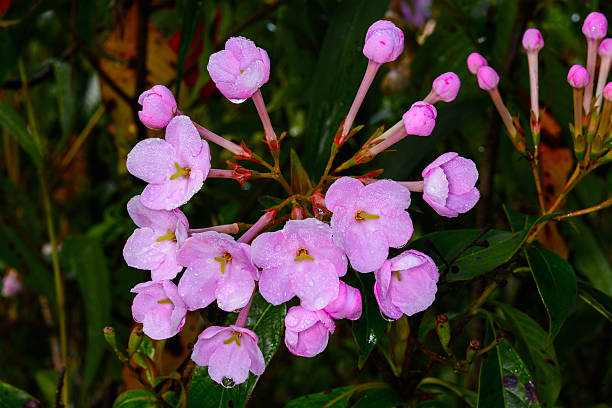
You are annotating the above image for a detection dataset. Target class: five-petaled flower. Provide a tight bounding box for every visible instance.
[127,115,211,210]
[131,280,187,340]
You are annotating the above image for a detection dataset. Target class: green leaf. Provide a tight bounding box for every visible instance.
[284,386,356,408]
[63,236,111,403]
[477,323,504,408]
[577,280,612,322]
[34,370,61,407]
[112,389,160,408]
[525,246,577,341]
[187,293,286,408]
[348,272,388,369]
[0,99,41,167]
[0,381,40,408]
[175,0,204,100]
[53,61,74,148]
[496,304,561,406]
[351,387,402,408]
[290,148,313,194]
[304,0,389,175]
[503,205,531,232]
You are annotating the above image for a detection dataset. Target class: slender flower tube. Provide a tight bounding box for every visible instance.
[208,168,252,187]
[341,20,404,140]
[568,65,590,158]
[595,39,612,110]
[397,181,424,192]
[522,29,544,124]
[189,223,241,235]
[251,89,279,150]
[467,52,487,75]
[424,72,461,104]
[194,122,251,157]
[237,209,276,244]
[582,12,608,113]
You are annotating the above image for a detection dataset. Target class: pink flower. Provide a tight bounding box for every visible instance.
[126,115,211,210]
[403,102,437,136]
[374,250,439,319]
[131,280,186,340]
[251,218,347,310]
[467,52,487,75]
[324,281,362,320]
[192,325,265,387]
[137,85,178,130]
[363,20,405,64]
[582,12,608,40]
[325,177,413,273]
[207,37,270,103]
[284,306,335,357]
[567,65,590,88]
[599,38,612,58]
[422,152,480,218]
[476,66,499,90]
[428,72,461,103]
[522,28,544,52]
[177,231,257,312]
[123,195,188,281]
[2,269,22,298]
[604,82,612,101]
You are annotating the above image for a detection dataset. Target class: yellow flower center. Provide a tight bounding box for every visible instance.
[156,229,176,242]
[157,298,173,305]
[355,210,380,221]
[392,270,402,281]
[223,330,243,346]
[294,247,314,262]
[213,252,233,274]
[170,162,191,180]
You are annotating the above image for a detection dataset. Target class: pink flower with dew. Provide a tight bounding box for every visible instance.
[131,280,186,340]
[363,20,405,64]
[467,53,487,75]
[251,218,347,311]
[374,250,439,319]
[427,72,460,104]
[191,325,264,387]
[522,28,544,52]
[284,306,335,357]
[567,65,590,88]
[476,66,499,91]
[127,115,211,210]
[123,195,188,281]
[422,152,480,218]
[604,82,612,101]
[2,269,22,298]
[325,177,413,273]
[403,102,437,136]
[324,281,362,320]
[207,37,270,103]
[137,85,178,130]
[177,231,257,312]
[582,12,608,40]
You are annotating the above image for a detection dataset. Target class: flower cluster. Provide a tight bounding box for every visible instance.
[123,19,479,387]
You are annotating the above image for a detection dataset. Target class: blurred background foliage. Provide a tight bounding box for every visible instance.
[0,0,611,407]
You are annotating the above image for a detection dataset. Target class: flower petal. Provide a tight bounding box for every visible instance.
[177,261,219,310]
[359,179,411,211]
[126,138,176,184]
[441,156,478,195]
[291,259,340,310]
[216,265,255,312]
[258,265,295,305]
[208,344,251,386]
[422,152,458,177]
[325,177,363,212]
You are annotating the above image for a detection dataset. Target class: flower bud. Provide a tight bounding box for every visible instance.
[128,325,144,356]
[476,66,499,90]
[362,20,404,64]
[466,339,481,363]
[430,72,461,103]
[285,306,335,357]
[324,281,362,320]
[522,28,544,52]
[467,52,487,75]
[1,269,22,297]
[402,102,437,136]
[604,82,612,101]
[207,37,270,103]
[582,12,608,40]
[103,326,117,349]
[137,85,178,130]
[435,315,451,349]
[599,38,612,58]
[567,65,590,88]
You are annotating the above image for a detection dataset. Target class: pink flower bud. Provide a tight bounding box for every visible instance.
[402,102,437,136]
[582,12,608,40]
[284,306,335,357]
[207,37,270,103]
[363,20,405,64]
[476,66,499,91]
[324,281,362,320]
[567,65,590,88]
[604,82,612,101]
[2,269,22,297]
[430,72,461,102]
[137,85,178,130]
[467,52,487,75]
[522,28,544,52]
[599,38,612,58]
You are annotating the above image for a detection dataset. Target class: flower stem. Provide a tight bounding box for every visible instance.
[397,181,424,192]
[193,121,250,156]
[237,210,276,244]
[583,38,598,114]
[488,87,517,138]
[252,89,278,150]
[235,291,255,327]
[553,196,612,221]
[341,60,380,140]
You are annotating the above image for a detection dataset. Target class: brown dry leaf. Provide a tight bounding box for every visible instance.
[100,2,188,173]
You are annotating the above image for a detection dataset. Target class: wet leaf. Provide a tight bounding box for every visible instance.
[577,280,612,322]
[0,380,40,408]
[284,386,356,408]
[112,389,159,408]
